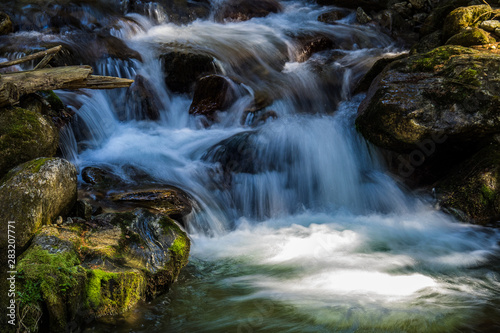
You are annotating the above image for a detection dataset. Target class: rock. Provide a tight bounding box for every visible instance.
[216,0,282,22]
[436,143,500,225]
[356,7,372,24]
[316,0,387,11]
[188,75,238,120]
[0,12,13,35]
[420,0,466,36]
[479,19,500,32]
[125,74,163,120]
[0,107,59,177]
[295,34,335,62]
[15,209,190,331]
[71,199,94,220]
[318,9,349,24]
[202,131,261,175]
[0,158,77,252]
[356,45,500,153]
[109,187,192,220]
[81,166,124,187]
[409,0,426,10]
[410,30,443,54]
[445,27,495,46]
[443,4,492,40]
[354,53,408,94]
[160,51,217,94]
[127,0,210,25]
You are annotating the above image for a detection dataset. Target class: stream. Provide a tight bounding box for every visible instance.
[5,0,500,332]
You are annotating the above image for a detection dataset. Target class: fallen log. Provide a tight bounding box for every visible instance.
[0,65,134,107]
[0,45,63,69]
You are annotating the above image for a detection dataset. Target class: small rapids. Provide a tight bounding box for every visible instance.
[5,0,499,331]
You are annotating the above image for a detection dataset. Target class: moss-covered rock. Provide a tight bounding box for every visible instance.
[0,12,13,35]
[435,143,500,225]
[445,27,495,46]
[356,45,500,153]
[0,158,77,252]
[15,207,190,332]
[443,4,492,39]
[0,107,58,177]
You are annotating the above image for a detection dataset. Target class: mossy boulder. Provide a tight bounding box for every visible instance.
[445,27,495,46]
[443,4,492,39]
[435,143,500,225]
[0,158,77,252]
[356,45,500,153]
[0,12,13,35]
[15,208,190,332]
[0,107,58,177]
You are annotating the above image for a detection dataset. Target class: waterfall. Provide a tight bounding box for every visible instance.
[40,1,500,331]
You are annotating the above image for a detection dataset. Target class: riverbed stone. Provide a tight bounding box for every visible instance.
[0,12,13,35]
[443,4,492,39]
[445,27,495,46]
[189,75,238,120]
[160,50,218,94]
[436,143,500,225]
[15,208,190,332]
[0,158,77,252]
[356,45,500,153]
[216,0,283,22]
[479,19,500,32]
[0,107,59,177]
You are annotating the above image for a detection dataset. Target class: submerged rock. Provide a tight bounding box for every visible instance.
[0,107,59,177]
[0,158,77,252]
[15,208,190,332]
[356,45,500,153]
[436,143,500,225]
[216,0,282,22]
[125,74,163,121]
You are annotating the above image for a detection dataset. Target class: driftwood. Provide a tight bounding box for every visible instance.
[0,65,134,107]
[0,45,63,69]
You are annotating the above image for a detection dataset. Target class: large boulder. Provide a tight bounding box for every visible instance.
[0,12,13,35]
[0,158,77,252]
[15,208,190,332]
[189,75,238,120]
[0,107,58,177]
[443,4,492,39]
[356,45,500,153]
[216,0,283,22]
[445,27,495,46]
[435,143,500,225]
[160,50,218,94]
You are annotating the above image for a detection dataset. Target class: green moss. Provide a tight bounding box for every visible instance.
[39,90,65,111]
[111,212,136,228]
[17,246,81,305]
[170,236,187,258]
[455,68,480,86]
[25,157,51,173]
[0,107,58,177]
[411,46,473,72]
[85,269,145,316]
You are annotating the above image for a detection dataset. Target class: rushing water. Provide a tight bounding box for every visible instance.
[9,0,499,331]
